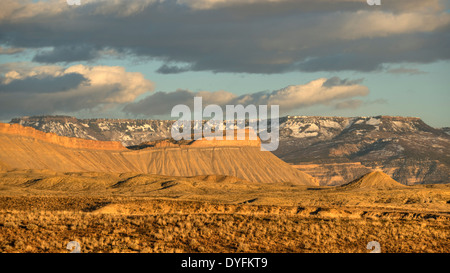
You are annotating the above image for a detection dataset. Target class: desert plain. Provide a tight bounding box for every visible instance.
[0,170,449,253]
[0,123,448,253]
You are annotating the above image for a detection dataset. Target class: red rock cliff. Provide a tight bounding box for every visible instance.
[0,123,125,151]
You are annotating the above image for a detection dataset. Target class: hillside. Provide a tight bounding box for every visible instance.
[0,123,317,186]
[340,171,406,190]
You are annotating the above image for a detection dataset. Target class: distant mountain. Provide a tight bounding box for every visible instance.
[276,116,449,185]
[10,115,450,185]
[10,116,174,146]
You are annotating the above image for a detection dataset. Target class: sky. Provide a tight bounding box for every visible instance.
[0,0,449,127]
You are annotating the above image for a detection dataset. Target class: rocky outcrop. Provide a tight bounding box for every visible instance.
[292,162,373,186]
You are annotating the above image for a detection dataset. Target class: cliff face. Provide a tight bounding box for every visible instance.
[0,123,126,151]
[0,161,10,172]
[10,116,174,146]
[189,129,261,148]
[0,123,317,186]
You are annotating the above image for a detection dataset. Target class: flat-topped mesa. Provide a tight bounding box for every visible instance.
[125,128,261,150]
[10,115,79,124]
[378,115,421,121]
[0,123,317,185]
[189,128,261,148]
[0,123,125,151]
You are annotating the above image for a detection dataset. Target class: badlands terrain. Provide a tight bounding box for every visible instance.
[0,122,449,253]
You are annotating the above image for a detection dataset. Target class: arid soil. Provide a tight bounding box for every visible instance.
[0,123,448,253]
[0,171,448,253]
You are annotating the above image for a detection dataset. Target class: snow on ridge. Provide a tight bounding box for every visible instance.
[319,120,341,129]
[366,117,381,126]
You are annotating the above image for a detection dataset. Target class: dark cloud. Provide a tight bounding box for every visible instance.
[156,64,192,74]
[387,67,427,75]
[124,90,195,117]
[0,0,448,73]
[0,46,24,55]
[323,77,364,87]
[123,89,237,116]
[0,73,88,93]
[32,45,100,63]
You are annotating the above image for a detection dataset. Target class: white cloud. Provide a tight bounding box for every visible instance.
[266,78,369,110]
[0,63,154,118]
[337,11,450,40]
[64,64,154,103]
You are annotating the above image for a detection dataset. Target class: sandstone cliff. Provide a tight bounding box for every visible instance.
[0,123,125,151]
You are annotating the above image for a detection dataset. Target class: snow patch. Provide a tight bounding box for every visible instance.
[292,131,319,138]
[305,123,319,132]
[319,120,341,129]
[366,117,381,126]
[392,121,413,130]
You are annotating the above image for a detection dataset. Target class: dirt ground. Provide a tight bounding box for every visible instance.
[0,170,449,253]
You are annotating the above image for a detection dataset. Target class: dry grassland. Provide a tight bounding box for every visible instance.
[0,171,448,253]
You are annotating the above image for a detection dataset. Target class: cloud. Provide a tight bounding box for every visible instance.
[387,67,427,75]
[334,99,364,110]
[32,45,100,63]
[0,73,88,93]
[322,77,364,87]
[177,0,446,12]
[0,0,448,73]
[124,77,369,116]
[260,78,369,111]
[176,0,289,10]
[335,98,387,110]
[0,46,24,55]
[123,89,237,117]
[0,63,154,119]
[156,64,192,74]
